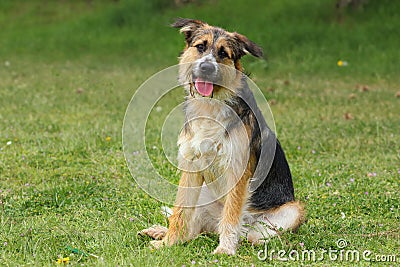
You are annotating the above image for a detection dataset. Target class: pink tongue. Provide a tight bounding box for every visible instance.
[195,78,213,96]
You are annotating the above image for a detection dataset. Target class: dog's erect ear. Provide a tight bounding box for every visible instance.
[233,32,263,58]
[171,18,208,44]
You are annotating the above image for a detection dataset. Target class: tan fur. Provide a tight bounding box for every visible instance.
[163,171,203,245]
[192,33,213,48]
[214,164,251,255]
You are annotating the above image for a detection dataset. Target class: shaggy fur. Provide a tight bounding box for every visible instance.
[139,18,305,255]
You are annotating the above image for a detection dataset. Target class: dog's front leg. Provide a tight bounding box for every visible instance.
[152,171,203,248]
[213,172,250,255]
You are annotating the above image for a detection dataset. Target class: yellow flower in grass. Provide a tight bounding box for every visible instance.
[105,136,111,142]
[57,257,69,264]
[337,60,348,67]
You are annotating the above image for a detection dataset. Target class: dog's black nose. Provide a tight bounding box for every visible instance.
[199,62,216,74]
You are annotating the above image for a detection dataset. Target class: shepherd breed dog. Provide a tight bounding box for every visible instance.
[140,18,304,255]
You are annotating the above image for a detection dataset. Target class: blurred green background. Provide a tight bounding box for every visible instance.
[1,0,399,78]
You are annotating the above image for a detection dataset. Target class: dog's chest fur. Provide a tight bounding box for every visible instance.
[178,98,249,198]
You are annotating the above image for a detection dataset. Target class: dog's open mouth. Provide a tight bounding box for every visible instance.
[194,78,214,97]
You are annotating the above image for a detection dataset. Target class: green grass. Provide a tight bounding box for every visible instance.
[0,0,399,266]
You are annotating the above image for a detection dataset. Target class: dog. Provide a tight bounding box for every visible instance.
[140,18,304,255]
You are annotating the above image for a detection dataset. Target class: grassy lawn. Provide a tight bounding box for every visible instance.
[0,0,399,266]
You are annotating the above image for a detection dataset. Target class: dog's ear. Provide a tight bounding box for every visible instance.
[171,18,208,44]
[233,32,263,58]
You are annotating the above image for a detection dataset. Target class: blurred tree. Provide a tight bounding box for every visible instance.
[336,0,367,10]
[174,0,197,7]
[335,0,368,22]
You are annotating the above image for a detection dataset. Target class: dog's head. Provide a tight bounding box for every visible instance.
[172,18,263,100]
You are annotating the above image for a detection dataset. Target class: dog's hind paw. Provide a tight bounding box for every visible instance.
[138,225,168,240]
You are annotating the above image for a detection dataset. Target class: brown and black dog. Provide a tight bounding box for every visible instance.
[140,18,304,255]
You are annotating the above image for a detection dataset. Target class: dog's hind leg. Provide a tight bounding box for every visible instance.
[246,201,305,244]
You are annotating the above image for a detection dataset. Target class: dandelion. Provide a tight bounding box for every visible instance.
[56,257,69,264]
[337,60,348,67]
[105,136,111,142]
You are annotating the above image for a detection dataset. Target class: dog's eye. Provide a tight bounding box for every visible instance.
[218,48,228,59]
[196,43,206,53]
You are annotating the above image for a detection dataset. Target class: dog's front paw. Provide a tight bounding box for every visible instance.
[213,245,236,255]
[138,225,168,240]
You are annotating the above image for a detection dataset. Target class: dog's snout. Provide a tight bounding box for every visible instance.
[199,62,216,75]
